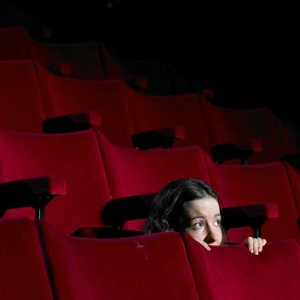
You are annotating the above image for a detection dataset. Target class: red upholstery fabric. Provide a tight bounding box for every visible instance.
[0,26,105,79]
[0,129,111,234]
[283,162,300,215]
[39,220,199,300]
[200,94,283,164]
[125,88,211,150]
[0,26,29,59]
[36,63,134,146]
[27,39,105,80]
[99,42,126,80]
[0,217,53,300]
[206,159,300,242]
[276,120,300,160]
[0,60,45,132]
[184,233,300,300]
[98,131,211,199]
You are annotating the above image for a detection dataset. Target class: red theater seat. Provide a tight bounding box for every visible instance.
[200,91,300,165]
[98,131,211,199]
[36,63,134,147]
[124,87,210,150]
[27,38,105,80]
[0,26,105,79]
[97,131,278,235]
[0,129,111,234]
[39,219,199,300]
[0,60,46,132]
[184,233,300,300]
[206,159,300,242]
[97,130,211,231]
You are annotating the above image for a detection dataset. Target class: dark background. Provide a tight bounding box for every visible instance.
[1,0,298,121]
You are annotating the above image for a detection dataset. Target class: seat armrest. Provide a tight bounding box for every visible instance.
[0,176,66,219]
[210,139,262,165]
[43,112,101,133]
[221,202,279,238]
[102,193,156,229]
[131,126,186,149]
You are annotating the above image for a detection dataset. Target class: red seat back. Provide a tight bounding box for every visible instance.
[125,88,210,150]
[0,129,111,234]
[98,131,211,199]
[0,60,45,132]
[36,63,134,146]
[39,220,199,300]
[200,94,283,164]
[206,159,300,242]
[184,233,300,300]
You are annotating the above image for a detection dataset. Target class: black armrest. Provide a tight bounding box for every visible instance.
[102,193,156,229]
[280,152,300,169]
[43,112,101,133]
[131,126,186,149]
[221,202,279,238]
[210,139,262,165]
[0,176,66,219]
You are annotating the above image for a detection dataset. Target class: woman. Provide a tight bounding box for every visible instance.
[143,177,267,255]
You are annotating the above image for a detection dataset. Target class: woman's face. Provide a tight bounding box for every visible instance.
[183,196,223,246]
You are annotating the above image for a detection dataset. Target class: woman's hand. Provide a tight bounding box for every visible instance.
[243,237,267,255]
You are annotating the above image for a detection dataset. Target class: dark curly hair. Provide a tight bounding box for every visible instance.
[143,177,226,244]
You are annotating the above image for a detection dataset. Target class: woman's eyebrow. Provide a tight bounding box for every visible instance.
[190,215,205,221]
[190,213,221,221]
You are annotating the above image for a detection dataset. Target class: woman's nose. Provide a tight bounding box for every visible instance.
[204,226,217,243]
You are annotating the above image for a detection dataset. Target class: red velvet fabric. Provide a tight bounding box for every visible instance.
[0,129,111,234]
[200,94,283,164]
[36,63,134,147]
[0,217,53,300]
[184,233,300,300]
[98,130,211,199]
[283,162,300,215]
[0,60,46,133]
[39,220,199,300]
[125,87,211,150]
[0,26,105,80]
[27,39,105,80]
[0,27,29,59]
[206,159,300,243]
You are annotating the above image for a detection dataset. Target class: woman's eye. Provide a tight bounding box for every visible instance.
[192,222,204,229]
[214,219,221,227]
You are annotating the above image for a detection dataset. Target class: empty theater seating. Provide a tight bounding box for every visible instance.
[0,26,106,79]
[200,90,300,165]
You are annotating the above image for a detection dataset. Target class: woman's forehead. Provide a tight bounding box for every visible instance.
[183,196,221,216]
